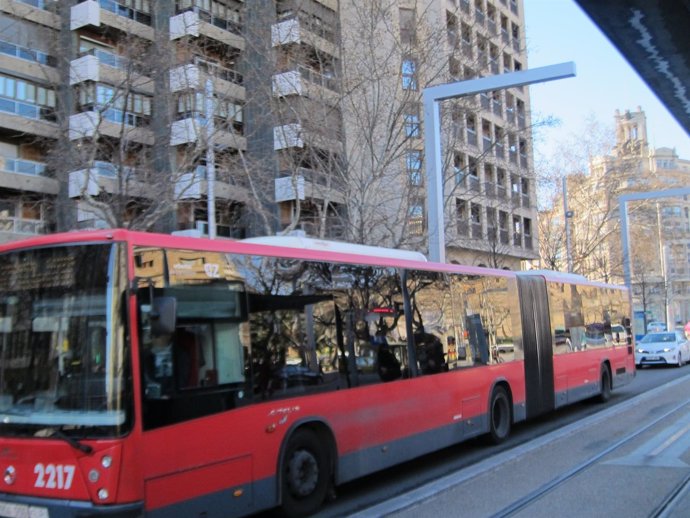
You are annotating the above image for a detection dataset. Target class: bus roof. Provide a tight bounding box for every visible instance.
[519,270,626,290]
[240,236,428,262]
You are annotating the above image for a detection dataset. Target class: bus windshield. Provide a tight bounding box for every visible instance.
[0,243,129,438]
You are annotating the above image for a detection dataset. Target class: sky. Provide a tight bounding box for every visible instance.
[523,0,690,162]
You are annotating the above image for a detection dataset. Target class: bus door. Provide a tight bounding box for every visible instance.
[517,275,555,419]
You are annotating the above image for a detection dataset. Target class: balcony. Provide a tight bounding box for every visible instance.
[16,0,56,7]
[169,61,244,100]
[7,1,59,27]
[71,1,154,39]
[175,165,206,200]
[273,122,342,154]
[275,170,345,204]
[193,221,243,239]
[170,115,246,150]
[170,8,244,50]
[70,50,152,93]
[271,17,338,58]
[0,96,57,138]
[273,62,338,94]
[0,156,58,194]
[69,160,148,199]
[0,39,55,66]
[291,219,345,241]
[69,110,153,145]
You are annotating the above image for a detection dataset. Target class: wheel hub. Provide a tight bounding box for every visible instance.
[287,450,318,497]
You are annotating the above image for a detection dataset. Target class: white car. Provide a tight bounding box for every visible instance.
[611,324,629,345]
[635,331,690,367]
[647,321,667,333]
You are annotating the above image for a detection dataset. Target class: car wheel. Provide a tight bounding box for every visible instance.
[677,353,683,368]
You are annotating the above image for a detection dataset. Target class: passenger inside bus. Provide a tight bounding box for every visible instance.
[373,333,401,382]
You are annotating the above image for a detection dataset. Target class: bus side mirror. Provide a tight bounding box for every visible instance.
[151,297,177,337]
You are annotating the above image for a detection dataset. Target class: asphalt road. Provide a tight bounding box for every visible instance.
[303,366,688,517]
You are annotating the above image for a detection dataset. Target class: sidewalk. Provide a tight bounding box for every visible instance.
[352,374,690,518]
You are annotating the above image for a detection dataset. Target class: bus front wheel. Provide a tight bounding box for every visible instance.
[598,365,612,402]
[488,386,511,444]
[280,428,330,517]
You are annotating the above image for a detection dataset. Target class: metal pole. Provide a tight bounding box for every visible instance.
[205,79,217,239]
[423,62,576,263]
[618,187,690,288]
[563,177,573,273]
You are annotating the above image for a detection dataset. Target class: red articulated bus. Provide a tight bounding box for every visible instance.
[0,229,635,517]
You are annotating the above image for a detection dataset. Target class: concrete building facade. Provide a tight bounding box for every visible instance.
[0,0,537,268]
[555,108,690,331]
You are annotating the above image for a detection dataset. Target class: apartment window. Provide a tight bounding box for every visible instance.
[524,218,532,249]
[81,84,151,116]
[0,39,53,66]
[408,202,424,236]
[486,207,497,239]
[217,99,244,131]
[79,83,151,127]
[179,0,242,33]
[0,74,55,108]
[404,105,421,138]
[456,199,468,235]
[656,159,676,169]
[466,114,477,146]
[470,203,482,238]
[102,0,152,24]
[513,215,522,246]
[400,8,416,46]
[402,58,418,90]
[406,150,423,186]
[499,210,509,244]
[453,153,465,185]
[449,56,461,78]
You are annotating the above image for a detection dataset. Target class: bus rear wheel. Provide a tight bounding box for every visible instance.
[280,428,330,517]
[488,386,511,444]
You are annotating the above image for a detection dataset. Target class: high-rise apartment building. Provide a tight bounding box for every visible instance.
[0,0,537,268]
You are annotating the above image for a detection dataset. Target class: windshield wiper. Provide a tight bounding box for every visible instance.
[50,428,93,455]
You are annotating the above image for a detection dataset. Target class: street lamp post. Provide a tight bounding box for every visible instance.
[563,176,574,273]
[423,62,576,263]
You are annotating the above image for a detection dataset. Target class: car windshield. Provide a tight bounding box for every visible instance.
[0,243,130,438]
[641,333,675,343]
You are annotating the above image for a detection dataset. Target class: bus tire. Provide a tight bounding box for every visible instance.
[488,386,511,444]
[280,428,330,517]
[598,365,611,402]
